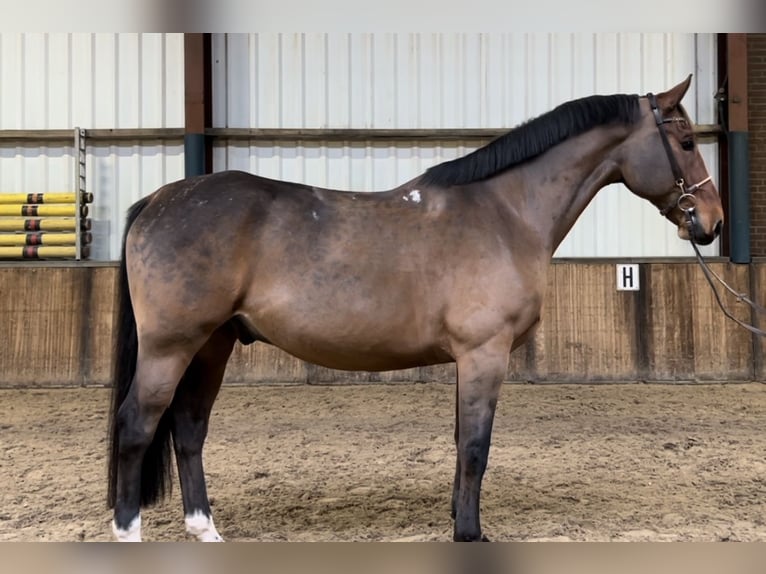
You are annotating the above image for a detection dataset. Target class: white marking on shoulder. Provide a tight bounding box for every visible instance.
[312,210,319,221]
[402,195,409,201]
[185,510,224,542]
[408,189,422,203]
[112,514,141,542]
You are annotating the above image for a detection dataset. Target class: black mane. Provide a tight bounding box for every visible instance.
[420,93,640,187]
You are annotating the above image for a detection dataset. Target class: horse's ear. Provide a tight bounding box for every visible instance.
[657,74,693,112]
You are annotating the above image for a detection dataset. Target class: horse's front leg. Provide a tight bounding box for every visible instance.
[451,380,460,520]
[452,335,510,542]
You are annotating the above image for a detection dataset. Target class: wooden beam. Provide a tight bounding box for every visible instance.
[0,125,722,145]
[0,129,184,143]
[205,125,722,142]
[184,33,207,135]
[727,34,749,132]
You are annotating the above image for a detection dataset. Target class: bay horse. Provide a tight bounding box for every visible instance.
[107,76,723,541]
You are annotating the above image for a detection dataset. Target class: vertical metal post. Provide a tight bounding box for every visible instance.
[729,131,750,263]
[184,134,206,177]
[74,127,86,260]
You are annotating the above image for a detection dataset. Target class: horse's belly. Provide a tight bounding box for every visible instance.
[285,343,453,372]
[244,309,452,372]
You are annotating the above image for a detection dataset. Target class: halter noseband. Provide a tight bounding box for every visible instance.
[646,92,712,217]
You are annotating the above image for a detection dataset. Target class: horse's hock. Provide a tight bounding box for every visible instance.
[0,128,92,261]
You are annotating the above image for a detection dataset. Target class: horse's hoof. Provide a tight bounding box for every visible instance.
[453,532,490,542]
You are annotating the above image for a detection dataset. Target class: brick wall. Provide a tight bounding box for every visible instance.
[749,34,766,257]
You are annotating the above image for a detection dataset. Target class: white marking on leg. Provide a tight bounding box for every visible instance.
[185,510,224,542]
[112,514,141,542]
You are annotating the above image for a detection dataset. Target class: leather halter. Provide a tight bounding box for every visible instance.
[646,92,712,217]
[643,96,766,337]
[646,95,766,336]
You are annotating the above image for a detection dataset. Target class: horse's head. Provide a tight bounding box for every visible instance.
[617,75,724,245]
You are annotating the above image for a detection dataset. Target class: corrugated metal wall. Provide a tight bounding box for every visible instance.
[212,33,720,257]
[0,33,185,259]
[0,33,721,259]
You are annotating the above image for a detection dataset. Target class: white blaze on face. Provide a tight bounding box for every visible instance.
[112,514,141,542]
[185,510,224,542]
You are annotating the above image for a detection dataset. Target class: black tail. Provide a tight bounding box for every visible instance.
[107,195,174,508]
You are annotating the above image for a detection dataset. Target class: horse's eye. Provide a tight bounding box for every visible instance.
[681,140,695,151]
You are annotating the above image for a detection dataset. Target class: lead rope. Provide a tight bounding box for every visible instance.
[688,213,766,337]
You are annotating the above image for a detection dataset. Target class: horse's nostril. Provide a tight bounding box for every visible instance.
[714,220,723,237]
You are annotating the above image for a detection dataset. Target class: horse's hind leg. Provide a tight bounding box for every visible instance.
[112,346,195,542]
[170,322,237,542]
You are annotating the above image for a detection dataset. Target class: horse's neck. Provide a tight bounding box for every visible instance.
[502,128,624,254]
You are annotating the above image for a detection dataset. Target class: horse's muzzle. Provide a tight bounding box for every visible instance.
[682,212,722,246]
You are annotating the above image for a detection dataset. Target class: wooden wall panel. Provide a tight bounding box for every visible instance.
[520,263,640,382]
[302,363,454,385]
[0,262,760,388]
[0,267,85,386]
[750,262,766,380]
[226,344,307,384]
[635,262,751,381]
[83,266,117,383]
[690,262,752,379]
[644,265,698,380]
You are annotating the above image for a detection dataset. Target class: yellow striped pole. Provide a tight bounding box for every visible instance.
[0,192,94,205]
[0,232,92,246]
[0,204,88,217]
[0,245,90,259]
[0,218,90,232]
